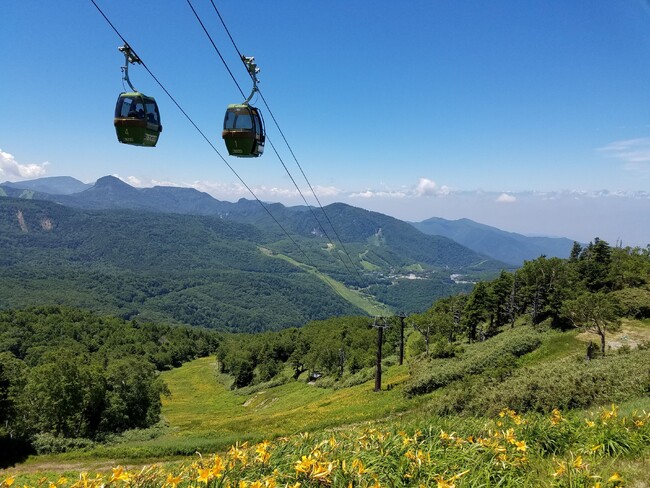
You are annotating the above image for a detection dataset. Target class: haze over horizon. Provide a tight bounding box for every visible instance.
[2,1,649,247]
[2,171,647,248]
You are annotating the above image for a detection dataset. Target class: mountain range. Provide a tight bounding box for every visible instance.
[412,217,574,266]
[0,176,574,330]
[0,176,574,263]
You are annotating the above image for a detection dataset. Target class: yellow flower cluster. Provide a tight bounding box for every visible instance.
[2,406,648,488]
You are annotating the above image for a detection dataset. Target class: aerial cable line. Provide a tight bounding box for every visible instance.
[187,0,360,281]
[258,88,367,286]
[204,0,368,287]
[88,0,317,269]
[185,0,246,100]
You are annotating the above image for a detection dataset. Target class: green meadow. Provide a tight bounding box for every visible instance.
[6,320,649,486]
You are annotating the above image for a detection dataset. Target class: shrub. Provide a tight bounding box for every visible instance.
[405,327,542,396]
[31,433,95,455]
[466,348,650,416]
[611,288,650,318]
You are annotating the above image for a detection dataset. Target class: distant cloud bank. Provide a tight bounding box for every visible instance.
[97,173,650,248]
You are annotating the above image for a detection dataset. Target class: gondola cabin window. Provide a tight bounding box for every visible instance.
[224,108,254,130]
[115,96,145,118]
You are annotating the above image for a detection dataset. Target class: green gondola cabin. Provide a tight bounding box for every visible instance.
[114,92,162,147]
[222,104,265,157]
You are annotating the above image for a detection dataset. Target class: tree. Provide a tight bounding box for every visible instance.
[577,238,612,291]
[19,351,97,437]
[562,292,621,356]
[462,282,490,341]
[102,357,167,432]
[409,314,433,356]
[569,241,582,262]
[0,352,27,438]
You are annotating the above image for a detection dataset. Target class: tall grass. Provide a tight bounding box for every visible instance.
[3,405,647,487]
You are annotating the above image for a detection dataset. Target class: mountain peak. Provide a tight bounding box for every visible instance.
[94,175,134,189]
[1,176,92,195]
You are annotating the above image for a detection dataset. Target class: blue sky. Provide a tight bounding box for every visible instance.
[2,1,650,245]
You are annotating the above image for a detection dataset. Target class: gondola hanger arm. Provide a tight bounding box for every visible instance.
[118,43,141,92]
[242,55,260,105]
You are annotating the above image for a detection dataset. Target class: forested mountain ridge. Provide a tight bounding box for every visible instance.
[0,194,499,329]
[0,176,581,272]
[0,198,364,331]
[412,216,575,266]
[0,176,504,270]
[1,176,508,273]
[0,178,509,321]
[0,176,92,195]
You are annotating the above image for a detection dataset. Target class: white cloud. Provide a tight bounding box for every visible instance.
[349,178,450,200]
[414,177,438,196]
[191,180,247,197]
[267,186,300,198]
[124,175,142,187]
[312,185,342,197]
[0,149,49,180]
[496,193,517,203]
[599,137,650,171]
[348,189,407,199]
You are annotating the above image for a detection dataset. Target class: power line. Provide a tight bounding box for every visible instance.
[205,0,368,286]
[185,0,245,100]
[88,0,317,269]
[184,0,356,276]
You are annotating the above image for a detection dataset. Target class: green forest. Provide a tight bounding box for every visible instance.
[2,237,649,472]
[212,238,650,395]
[0,307,220,456]
[0,198,497,331]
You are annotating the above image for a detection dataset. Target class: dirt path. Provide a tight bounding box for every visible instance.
[575,319,649,351]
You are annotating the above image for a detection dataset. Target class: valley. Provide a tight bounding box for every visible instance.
[1,179,649,486]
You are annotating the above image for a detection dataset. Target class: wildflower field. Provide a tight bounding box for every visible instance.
[3,404,648,487]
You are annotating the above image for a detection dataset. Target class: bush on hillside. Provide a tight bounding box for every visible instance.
[405,327,542,396]
[611,287,650,318]
[464,348,650,416]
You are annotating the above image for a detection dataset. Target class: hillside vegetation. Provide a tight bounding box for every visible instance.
[0,199,363,331]
[1,239,649,485]
[0,195,503,329]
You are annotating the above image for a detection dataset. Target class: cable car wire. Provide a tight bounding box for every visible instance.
[89,0,317,269]
[203,0,368,287]
[187,0,360,281]
[185,0,246,100]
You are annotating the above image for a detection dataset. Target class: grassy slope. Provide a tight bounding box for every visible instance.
[141,357,414,456]
[152,320,650,457]
[7,321,649,478]
[264,248,391,316]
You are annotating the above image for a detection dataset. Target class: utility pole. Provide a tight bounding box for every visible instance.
[373,317,389,392]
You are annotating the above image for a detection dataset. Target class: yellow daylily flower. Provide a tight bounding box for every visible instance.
[294,455,315,474]
[197,467,211,484]
[311,462,333,480]
[110,466,130,483]
[166,473,182,487]
[607,472,623,483]
[550,408,563,425]
[352,458,367,475]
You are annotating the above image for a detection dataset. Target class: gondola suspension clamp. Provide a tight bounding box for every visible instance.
[242,55,260,105]
[118,43,141,92]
